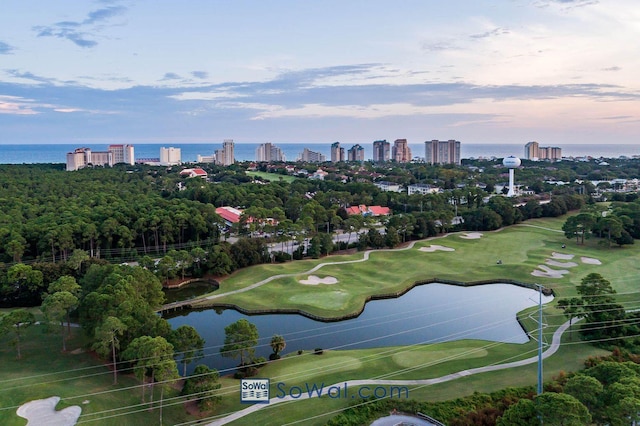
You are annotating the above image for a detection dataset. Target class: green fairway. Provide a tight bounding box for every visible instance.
[245,171,298,183]
[194,217,640,319]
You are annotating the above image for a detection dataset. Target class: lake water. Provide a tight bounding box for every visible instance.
[167,283,553,375]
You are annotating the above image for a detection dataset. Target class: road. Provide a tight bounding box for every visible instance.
[205,318,580,425]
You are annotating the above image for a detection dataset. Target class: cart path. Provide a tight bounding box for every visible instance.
[205,318,579,425]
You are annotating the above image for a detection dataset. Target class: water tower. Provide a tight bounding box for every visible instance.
[503,156,521,197]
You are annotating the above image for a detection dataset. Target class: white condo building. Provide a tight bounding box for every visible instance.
[160,147,182,165]
[255,143,285,162]
[214,139,235,166]
[108,144,135,165]
[66,147,114,171]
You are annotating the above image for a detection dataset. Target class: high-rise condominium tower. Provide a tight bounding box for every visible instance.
[215,139,235,166]
[331,142,345,162]
[424,140,461,165]
[160,147,181,165]
[372,140,390,162]
[255,143,285,162]
[347,144,365,162]
[392,139,412,163]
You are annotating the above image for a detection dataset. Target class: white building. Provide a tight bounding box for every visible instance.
[214,139,235,166]
[66,147,114,171]
[255,143,285,162]
[160,147,181,165]
[108,144,135,165]
[374,181,403,192]
[408,183,439,195]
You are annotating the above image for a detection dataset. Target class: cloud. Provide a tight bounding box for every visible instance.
[534,0,599,9]
[470,27,510,39]
[0,41,14,54]
[602,66,621,72]
[161,72,182,80]
[191,71,209,79]
[33,5,126,48]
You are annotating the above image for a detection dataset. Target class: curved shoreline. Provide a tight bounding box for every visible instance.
[160,229,550,319]
[167,277,550,323]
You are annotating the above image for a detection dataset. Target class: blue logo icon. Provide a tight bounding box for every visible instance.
[240,379,270,404]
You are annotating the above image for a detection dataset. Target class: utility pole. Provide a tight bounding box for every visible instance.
[536,283,544,426]
[536,283,544,395]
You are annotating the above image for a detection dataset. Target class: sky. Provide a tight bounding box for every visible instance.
[1,0,639,145]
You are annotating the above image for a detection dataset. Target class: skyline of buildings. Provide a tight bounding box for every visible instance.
[63,139,587,172]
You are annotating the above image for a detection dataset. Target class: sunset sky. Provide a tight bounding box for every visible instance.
[1,0,639,145]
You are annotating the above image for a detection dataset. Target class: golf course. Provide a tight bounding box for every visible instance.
[1,214,638,425]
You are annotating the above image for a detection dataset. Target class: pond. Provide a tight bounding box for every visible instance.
[167,283,553,375]
[162,280,217,304]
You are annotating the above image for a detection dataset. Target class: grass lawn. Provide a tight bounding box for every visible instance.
[245,171,297,183]
[0,322,196,426]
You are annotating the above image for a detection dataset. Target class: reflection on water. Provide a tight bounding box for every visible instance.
[168,283,553,374]
[162,281,216,304]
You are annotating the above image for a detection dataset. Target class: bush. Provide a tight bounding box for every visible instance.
[272,251,292,263]
[297,350,303,355]
[314,348,324,355]
[269,353,281,361]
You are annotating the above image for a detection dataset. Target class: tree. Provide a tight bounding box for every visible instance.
[170,325,205,376]
[577,273,625,341]
[220,319,259,366]
[92,316,127,384]
[181,364,221,411]
[270,334,286,359]
[122,335,178,406]
[0,309,36,359]
[497,393,590,426]
[563,374,603,413]
[42,291,78,349]
[557,297,583,340]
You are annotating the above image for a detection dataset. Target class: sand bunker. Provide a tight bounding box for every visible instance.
[532,265,570,279]
[460,232,483,239]
[419,245,455,252]
[581,257,602,265]
[299,275,339,285]
[545,259,578,268]
[551,252,574,260]
[17,396,81,426]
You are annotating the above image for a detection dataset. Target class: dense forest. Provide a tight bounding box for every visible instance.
[1,159,639,306]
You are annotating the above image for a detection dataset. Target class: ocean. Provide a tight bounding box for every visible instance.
[0,143,638,165]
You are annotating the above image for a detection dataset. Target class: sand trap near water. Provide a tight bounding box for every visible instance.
[532,265,570,279]
[419,245,455,252]
[299,275,339,285]
[460,232,483,239]
[17,396,81,426]
[581,257,602,265]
